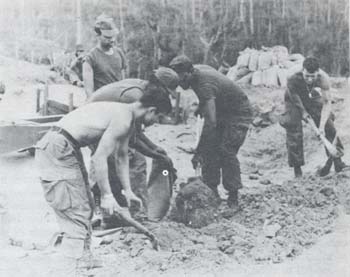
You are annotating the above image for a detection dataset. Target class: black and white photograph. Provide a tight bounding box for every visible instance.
[0,0,349,276]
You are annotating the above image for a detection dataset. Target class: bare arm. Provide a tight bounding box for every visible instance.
[92,119,130,197]
[319,88,331,131]
[83,61,94,98]
[69,57,80,70]
[138,131,158,150]
[129,121,166,159]
[318,71,332,131]
[120,49,127,79]
[114,130,132,194]
[196,98,217,153]
[92,114,142,213]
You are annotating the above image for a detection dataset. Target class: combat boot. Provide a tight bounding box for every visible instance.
[294,166,302,178]
[77,251,103,270]
[227,190,238,208]
[318,157,333,177]
[211,187,220,199]
[334,158,350,173]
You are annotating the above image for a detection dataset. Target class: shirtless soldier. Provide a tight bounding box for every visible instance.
[35,84,171,274]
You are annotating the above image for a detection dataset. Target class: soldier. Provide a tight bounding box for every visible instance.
[280,56,348,177]
[170,55,253,208]
[88,68,178,215]
[35,85,171,274]
[83,15,126,97]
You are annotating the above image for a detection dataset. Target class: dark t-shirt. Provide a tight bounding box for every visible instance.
[286,70,330,117]
[71,59,83,81]
[89,79,146,103]
[89,79,147,144]
[84,47,126,91]
[190,65,252,124]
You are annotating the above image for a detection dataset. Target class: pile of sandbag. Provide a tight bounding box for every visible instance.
[227,46,305,87]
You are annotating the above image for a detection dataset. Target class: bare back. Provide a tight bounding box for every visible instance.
[57,102,134,147]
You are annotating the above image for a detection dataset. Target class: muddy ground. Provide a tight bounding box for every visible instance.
[0,58,350,276]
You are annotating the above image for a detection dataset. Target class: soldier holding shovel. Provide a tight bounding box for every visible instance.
[35,87,167,273]
[280,56,348,177]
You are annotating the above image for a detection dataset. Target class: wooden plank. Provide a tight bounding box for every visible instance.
[24,115,63,124]
[47,99,72,115]
[42,82,49,116]
[0,124,51,155]
[68,93,74,112]
[174,91,181,124]
[36,88,41,113]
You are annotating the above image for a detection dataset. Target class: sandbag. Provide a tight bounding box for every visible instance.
[236,66,250,80]
[289,53,304,63]
[281,60,295,69]
[237,50,251,68]
[237,72,253,85]
[258,51,273,70]
[277,68,288,87]
[271,54,278,66]
[265,65,279,87]
[147,159,176,221]
[287,63,303,78]
[248,51,260,72]
[226,65,238,81]
[272,46,289,64]
[260,69,268,86]
[252,70,262,86]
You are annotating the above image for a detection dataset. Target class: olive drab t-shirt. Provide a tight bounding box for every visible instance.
[286,69,330,117]
[191,65,252,126]
[84,47,126,91]
[89,79,147,103]
[89,79,148,146]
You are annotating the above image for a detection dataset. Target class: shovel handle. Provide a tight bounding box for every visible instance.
[117,211,159,250]
[195,163,202,177]
[308,119,340,157]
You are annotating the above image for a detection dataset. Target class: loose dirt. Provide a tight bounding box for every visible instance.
[0,59,350,276]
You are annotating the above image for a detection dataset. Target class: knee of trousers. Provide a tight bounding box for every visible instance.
[55,205,92,240]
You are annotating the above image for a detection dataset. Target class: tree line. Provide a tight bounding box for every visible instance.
[0,0,348,77]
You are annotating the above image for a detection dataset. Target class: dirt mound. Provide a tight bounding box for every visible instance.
[226,172,349,263]
[169,177,220,228]
[0,55,58,88]
[86,170,350,276]
[0,57,68,121]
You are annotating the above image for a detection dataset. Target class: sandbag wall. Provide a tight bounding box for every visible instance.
[226,46,305,87]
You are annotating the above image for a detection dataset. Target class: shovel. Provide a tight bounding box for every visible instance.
[116,208,159,250]
[308,118,342,158]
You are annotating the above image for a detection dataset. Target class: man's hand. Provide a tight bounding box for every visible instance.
[154,146,167,156]
[123,190,143,210]
[158,154,173,168]
[101,194,121,216]
[113,205,132,219]
[191,152,203,169]
[73,80,84,87]
[302,113,311,123]
[318,128,325,138]
[76,80,84,87]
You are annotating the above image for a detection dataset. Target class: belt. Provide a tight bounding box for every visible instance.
[51,126,80,150]
[50,126,95,214]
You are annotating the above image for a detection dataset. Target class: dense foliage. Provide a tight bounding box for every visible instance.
[0,0,348,76]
